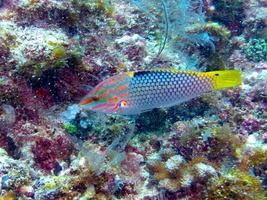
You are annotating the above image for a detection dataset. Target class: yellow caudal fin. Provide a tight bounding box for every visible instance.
[206,70,242,90]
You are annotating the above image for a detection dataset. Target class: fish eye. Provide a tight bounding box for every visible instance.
[119,100,128,107]
[92,96,100,101]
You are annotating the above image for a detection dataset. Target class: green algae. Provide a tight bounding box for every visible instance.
[63,123,77,134]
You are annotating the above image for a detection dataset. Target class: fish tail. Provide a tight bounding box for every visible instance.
[206,70,242,90]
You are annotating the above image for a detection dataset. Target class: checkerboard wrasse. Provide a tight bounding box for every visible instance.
[79,69,242,115]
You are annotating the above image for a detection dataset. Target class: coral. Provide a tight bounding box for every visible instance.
[211,0,244,27]
[31,146,146,199]
[61,104,81,123]
[142,111,267,199]
[0,0,75,28]
[242,0,267,38]
[90,0,116,15]
[0,104,16,155]
[0,74,17,105]
[243,38,267,62]
[234,133,267,173]
[32,138,58,171]
[0,104,16,132]
[0,148,34,198]
[191,163,217,182]
[158,178,181,193]
[206,0,244,37]
[202,22,231,41]
[146,154,218,193]
[159,148,175,161]
[7,116,74,173]
[136,109,171,134]
[207,170,266,199]
[115,34,147,62]
[165,155,185,172]
[144,124,267,198]
[19,185,34,197]
[32,135,73,170]
[0,0,267,199]
[8,26,79,77]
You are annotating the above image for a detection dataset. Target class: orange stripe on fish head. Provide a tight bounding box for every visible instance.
[78,73,132,114]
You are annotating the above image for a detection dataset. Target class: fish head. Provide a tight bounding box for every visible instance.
[78,74,131,115]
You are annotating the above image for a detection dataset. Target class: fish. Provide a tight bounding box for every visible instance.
[78,69,242,115]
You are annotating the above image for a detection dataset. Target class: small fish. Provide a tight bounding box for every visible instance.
[79,69,242,115]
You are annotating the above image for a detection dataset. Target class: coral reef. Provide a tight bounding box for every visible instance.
[0,0,267,199]
[211,0,244,36]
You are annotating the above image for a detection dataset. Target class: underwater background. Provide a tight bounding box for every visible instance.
[0,0,267,199]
